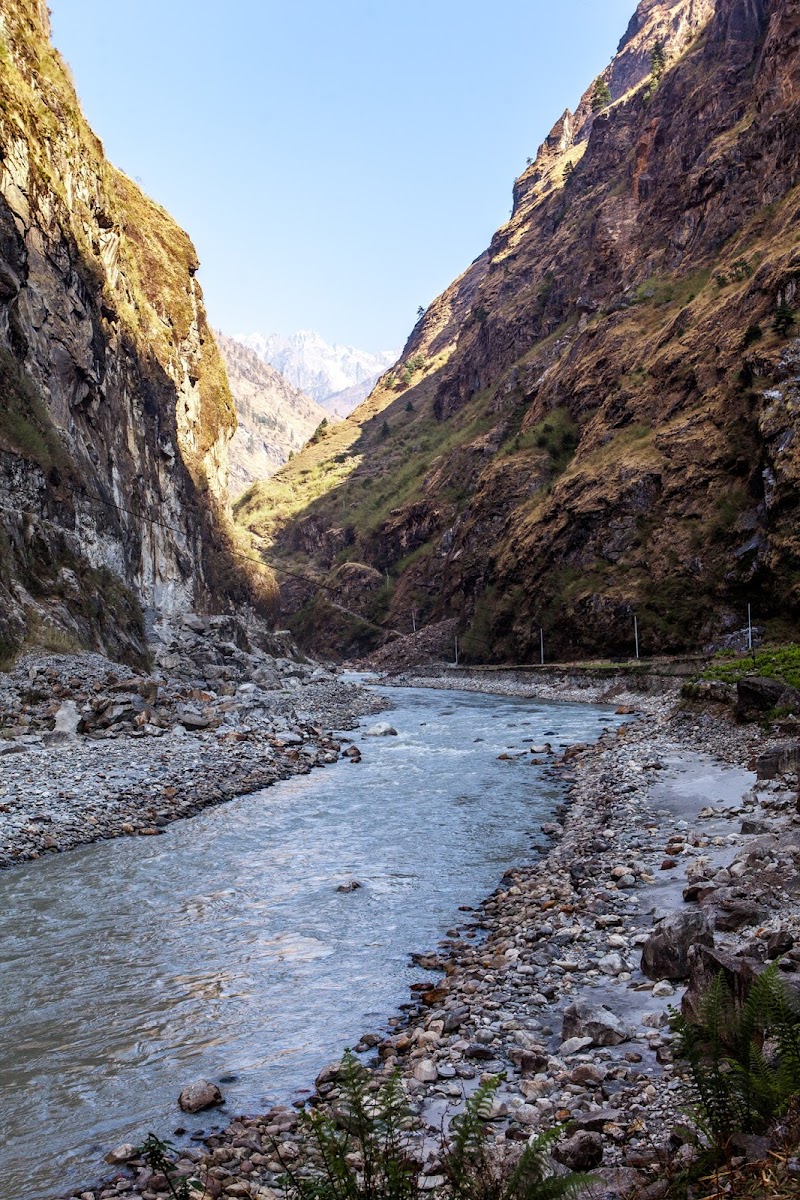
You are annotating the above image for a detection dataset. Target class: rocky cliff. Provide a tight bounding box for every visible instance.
[216,332,331,491]
[0,0,273,664]
[237,0,800,661]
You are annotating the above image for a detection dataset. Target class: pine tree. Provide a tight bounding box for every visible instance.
[774,302,797,336]
[591,77,612,112]
[650,39,667,80]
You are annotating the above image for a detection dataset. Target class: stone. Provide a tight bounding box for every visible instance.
[176,707,212,730]
[682,946,775,1025]
[336,880,363,893]
[105,1143,136,1164]
[641,911,714,981]
[562,1000,632,1047]
[363,723,398,737]
[413,1058,438,1082]
[553,1131,604,1170]
[598,952,627,975]
[766,930,795,959]
[652,981,675,998]
[43,700,81,745]
[178,1080,224,1113]
[712,899,768,932]
[753,742,800,780]
[560,1035,594,1056]
[736,679,800,723]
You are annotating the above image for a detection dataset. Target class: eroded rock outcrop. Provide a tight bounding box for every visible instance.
[0,0,273,664]
[237,0,800,661]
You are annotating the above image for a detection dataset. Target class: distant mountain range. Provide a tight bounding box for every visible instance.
[216,333,330,491]
[235,329,399,417]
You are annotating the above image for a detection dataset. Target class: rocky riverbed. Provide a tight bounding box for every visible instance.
[0,614,385,867]
[67,671,800,1200]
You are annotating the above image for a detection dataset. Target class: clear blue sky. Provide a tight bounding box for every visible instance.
[49,0,635,352]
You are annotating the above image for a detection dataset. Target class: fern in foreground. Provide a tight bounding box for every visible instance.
[671,964,800,1155]
[274,1056,592,1200]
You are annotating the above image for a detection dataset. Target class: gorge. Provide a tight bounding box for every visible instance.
[0,1,799,1200]
[235,0,800,664]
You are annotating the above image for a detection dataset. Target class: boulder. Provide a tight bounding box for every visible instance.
[641,911,714,981]
[363,723,398,737]
[680,945,790,1025]
[753,741,800,780]
[178,1080,224,1113]
[105,1143,136,1165]
[736,678,800,722]
[413,1058,439,1083]
[561,1000,632,1046]
[712,898,768,932]
[766,929,795,959]
[43,700,80,745]
[553,1130,604,1171]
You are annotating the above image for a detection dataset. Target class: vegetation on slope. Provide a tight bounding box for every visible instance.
[236,0,800,661]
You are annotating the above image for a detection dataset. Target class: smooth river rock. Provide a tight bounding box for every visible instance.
[178,1080,224,1113]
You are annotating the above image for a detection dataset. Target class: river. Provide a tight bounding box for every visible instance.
[0,684,621,1199]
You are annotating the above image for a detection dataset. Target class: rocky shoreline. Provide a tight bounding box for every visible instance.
[0,617,386,869]
[65,668,800,1200]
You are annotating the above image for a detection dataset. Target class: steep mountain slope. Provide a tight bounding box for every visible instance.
[216,333,330,490]
[0,0,273,663]
[238,329,399,414]
[236,0,800,661]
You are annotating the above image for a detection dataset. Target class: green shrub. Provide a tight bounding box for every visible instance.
[741,323,763,348]
[671,965,800,1156]
[650,40,667,80]
[701,644,800,690]
[274,1057,591,1200]
[137,1134,205,1199]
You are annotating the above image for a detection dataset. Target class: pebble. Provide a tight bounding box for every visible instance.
[0,628,386,867]
[53,665,800,1199]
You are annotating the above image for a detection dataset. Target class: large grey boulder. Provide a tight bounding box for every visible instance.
[754,741,800,780]
[641,910,714,981]
[553,1131,604,1171]
[561,1000,632,1046]
[43,700,80,746]
[178,1080,224,1113]
[736,678,800,722]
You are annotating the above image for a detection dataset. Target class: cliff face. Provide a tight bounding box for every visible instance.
[216,333,331,491]
[0,0,270,663]
[237,0,800,661]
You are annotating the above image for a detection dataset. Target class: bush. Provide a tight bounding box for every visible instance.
[671,965,800,1156]
[741,323,763,348]
[309,419,330,446]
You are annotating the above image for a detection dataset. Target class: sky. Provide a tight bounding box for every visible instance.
[49,0,636,352]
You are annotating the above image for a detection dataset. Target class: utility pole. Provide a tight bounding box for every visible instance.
[634,614,640,660]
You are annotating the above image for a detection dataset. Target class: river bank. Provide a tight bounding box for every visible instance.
[0,632,385,868]
[68,672,800,1200]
